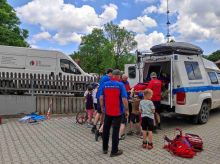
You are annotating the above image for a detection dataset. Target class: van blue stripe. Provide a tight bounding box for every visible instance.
[173,85,220,94]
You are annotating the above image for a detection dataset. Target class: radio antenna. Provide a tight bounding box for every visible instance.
[166,0,171,42]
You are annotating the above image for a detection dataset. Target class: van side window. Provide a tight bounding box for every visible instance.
[208,72,219,84]
[184,61,202,80]
[60,59,81,74]
[128,66,136,79]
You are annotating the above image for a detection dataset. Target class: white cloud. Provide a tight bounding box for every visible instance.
[16,0,118,45]
[99,4,118,24]
[135,0,156,3]
[119,15,157,33]
[143,5,158,14]
[53,32,82,45]
[135,31,166,51]
[148,0,220,42]
[30,44,39,49]
[31,31,51,43]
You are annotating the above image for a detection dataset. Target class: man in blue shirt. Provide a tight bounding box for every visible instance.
[100,69,128,157]
[91,68,113,134]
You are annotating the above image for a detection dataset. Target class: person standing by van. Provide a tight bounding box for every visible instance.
[147,72,162,130]
[119,74,131,140]
[100,69,128,157]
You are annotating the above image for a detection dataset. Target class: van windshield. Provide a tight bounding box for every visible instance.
[60,59,81,74]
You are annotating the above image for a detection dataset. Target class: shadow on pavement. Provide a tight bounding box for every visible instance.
[161,108,220,129]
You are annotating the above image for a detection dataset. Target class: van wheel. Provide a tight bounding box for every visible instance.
[198,102,210,124]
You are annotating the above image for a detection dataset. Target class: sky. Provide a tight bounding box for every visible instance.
[7,0,220,56]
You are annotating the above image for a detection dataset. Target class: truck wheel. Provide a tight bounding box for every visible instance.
[198,102,210,124]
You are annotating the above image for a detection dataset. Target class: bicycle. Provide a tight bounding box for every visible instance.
[76,110,88,124]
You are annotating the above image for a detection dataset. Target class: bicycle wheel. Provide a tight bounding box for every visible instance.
[76,111,88,124]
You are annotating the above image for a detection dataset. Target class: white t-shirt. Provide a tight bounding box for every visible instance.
[84,90,89,102]
[92,88,98,104]
[139,99,155,119]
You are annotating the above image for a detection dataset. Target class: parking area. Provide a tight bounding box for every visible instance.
[1,109,220,164]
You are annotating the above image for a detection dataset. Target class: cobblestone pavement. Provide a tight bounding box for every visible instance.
[1,109,220,164]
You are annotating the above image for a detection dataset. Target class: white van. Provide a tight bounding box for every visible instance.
[125,42,220,124]
[0,45,90,76]
[0,45,94,95]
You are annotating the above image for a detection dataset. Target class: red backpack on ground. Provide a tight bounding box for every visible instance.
[164,128,203,158]
[185,133,203,152]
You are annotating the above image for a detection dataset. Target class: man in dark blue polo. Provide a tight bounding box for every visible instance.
[99,69,128,157]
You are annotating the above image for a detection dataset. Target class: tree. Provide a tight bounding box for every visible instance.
[104,22,137,68]
[207,50,220,62]
[71,23,137,74]
[71,28,114,74]
[0,0,29,47]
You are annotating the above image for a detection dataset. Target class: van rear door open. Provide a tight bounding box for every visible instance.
[125,64,141,88]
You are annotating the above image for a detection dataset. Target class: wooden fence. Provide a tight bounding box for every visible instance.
[0,72,98,96]
[36,96,85,114]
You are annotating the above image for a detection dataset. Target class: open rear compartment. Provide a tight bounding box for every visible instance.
[143,60,172,107]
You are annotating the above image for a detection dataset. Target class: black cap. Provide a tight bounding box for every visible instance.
[106,68,113,74]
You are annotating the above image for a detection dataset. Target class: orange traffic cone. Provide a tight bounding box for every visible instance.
[46,108,51,119]
[46,100,52,119]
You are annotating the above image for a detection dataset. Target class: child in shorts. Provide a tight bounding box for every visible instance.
[139,89,155,149]
[86,85,94,127]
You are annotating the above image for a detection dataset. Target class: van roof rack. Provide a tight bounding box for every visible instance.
[150,42,203,55]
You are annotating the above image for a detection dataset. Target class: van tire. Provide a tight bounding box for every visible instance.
[198,102,210,124]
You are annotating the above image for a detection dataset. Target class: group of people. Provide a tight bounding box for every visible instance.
[84,68,162,157]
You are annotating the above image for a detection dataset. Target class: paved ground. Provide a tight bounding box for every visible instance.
[1,109,220,164]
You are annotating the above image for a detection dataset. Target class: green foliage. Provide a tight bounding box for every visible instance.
[104,22,137,68]
[70,28,114,74]
[207,50,220,62]
[0,0,29,47]
[71,23,137,74]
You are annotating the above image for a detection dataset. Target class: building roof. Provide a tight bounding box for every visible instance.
[215,60,220,64]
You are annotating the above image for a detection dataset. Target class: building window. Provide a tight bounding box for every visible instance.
[128,66,136,79]
[184,61,202,80]
[208,72,219,84]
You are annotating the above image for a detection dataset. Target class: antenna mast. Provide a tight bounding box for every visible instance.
[166,0,171,42]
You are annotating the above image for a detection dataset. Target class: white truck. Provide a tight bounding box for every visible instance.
[0,45,93,95]
[125,42,220,124]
